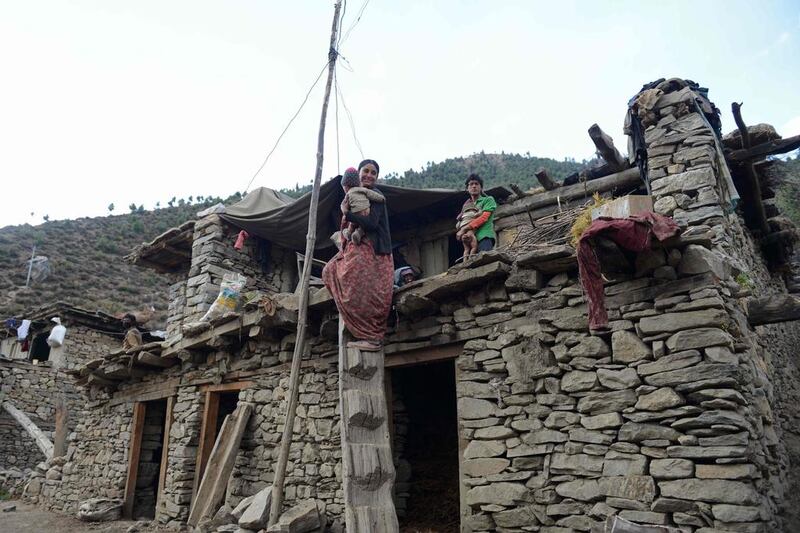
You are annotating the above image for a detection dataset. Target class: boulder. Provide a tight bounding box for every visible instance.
[238,486,272,530]
[77,498,123,522]
[265,499,325,533]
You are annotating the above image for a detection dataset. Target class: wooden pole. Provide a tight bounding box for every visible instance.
[25,244,36,288]
[268,1,342,526]
[588,123,627,172]
[534,168,558,191]
[731,102,770,235]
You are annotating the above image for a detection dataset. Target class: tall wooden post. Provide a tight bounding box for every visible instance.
[268,1,342,526]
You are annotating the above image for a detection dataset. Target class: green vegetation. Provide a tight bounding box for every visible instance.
[735,272,754,291]
[281,152,587,198]
[775,155,800,227]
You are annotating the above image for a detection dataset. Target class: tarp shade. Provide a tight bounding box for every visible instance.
[221,179,510,251]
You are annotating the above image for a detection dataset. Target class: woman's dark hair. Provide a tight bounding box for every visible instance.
[358,159,380,175]
[465,173,484,188]
[123,313,137,323]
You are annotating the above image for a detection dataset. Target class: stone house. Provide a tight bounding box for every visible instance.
[22,78,800,532]
[0,303,138,494]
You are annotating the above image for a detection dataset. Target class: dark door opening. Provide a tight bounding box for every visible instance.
[194,389,241,497]
[133,399,167,519]
[390,359,460,533]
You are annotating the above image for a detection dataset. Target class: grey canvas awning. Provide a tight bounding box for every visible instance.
[221,179,511,251]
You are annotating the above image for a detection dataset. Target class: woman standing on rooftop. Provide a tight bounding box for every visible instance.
[322,159,393,351]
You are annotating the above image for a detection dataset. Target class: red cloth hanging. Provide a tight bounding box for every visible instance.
[234,230,249,250]
[577,212,680,331]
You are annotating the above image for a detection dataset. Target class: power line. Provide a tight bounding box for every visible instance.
[334,67,341,170]
[336,76,364,159]
[339,0,369,46]
[243,61,329,193]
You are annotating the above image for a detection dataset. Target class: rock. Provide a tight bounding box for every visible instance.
[638,309,727,335]
[550,452,604,476]
[695,464,757,480]
[658,479,759,505]
[618,423,681,443]
[464,440,506,458]
[463,458,510,477]
[665,327,733,353]
[666,446,747,459]
[636,350,701,376]
[678,245,731,279]
[581,412,624,430]
[265,499,323,533]
[602,452,648,477]
[654,196,678,216]
[77,498,123,522]
[598,476,656,502]
[650,167,716,195]
[2,505,16,512]
[466,483,531,506]
[568,336,611,358]
[544,411,580,429]
[604,515,674,532]
[618,510,668,526]
[711,504,762,522]
[635,388,684,411]
[650,458,694,479]
[612,331,652,363]
[597,368,641,390]
[704,346,737,364]
[561,370,598,392]
[577,390,637,414]
[238,486,272,529]
[492,505,542,528]
[554,479,602,502]
[670,410,750,431]
[523,429,567,445]
[458,398,496,419]
[635,249,667,277]
[643,363,739,388]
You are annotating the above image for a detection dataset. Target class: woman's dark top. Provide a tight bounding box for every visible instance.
[345,201,392,255]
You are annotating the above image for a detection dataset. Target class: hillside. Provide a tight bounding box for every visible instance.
[775,155,800,227]
[0,196,240,328]
[283,152,588,197]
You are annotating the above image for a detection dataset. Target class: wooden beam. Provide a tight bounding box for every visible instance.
[588,124,627,171]
[731,102,770,235]
[134,351,177,368]
[495,167,641,219]
[1,401,54,459]
[192,390,221,499]
[534,168,559,191]
[385,343,463,368]
[187,403,253,527]
[123,402,146,519]
[746,294,800,326]
[109,378,180,406]
[155,395,174,521]
[200,381,254,393]
[726,134,800,163]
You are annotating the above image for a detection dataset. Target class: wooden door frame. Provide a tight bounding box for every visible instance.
[155,395,175,519]
[123,402,146,519]
[192,381,253,498]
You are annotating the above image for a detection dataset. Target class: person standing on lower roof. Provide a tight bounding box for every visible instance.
[456,173,497,252]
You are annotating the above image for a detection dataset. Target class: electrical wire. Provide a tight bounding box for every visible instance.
[336,76,364,159]
[339,0,370,46]
[243,61,329,193]
[334,67,341,171]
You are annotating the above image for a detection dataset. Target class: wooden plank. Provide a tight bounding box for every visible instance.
[495,166,641,219]
[192,391,220,499]
[109,378,180,406]
[338,319,399,532]
[123,402,146,519]
[155,395,174,520]
[746,294,800,326]
[588,123,627,172]
[535,168,558,190]
[187,402,253,527]
[726,134,800,163]
[53,396,68,458]
[200,381,254,393]
[134,351,177,368]
[1,401,54,459]
[385,343,463,368]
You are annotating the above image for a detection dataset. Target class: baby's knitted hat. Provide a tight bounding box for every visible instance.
[341,167,360,188]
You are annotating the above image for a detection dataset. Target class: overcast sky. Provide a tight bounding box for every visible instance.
[1,0,798,227]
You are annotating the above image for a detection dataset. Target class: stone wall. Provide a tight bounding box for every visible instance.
[183,215,296,325]
[0,360,83,471]
[54,325,120,370]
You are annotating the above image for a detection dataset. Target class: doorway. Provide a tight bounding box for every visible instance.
[123,398,173,520]
[194,388,242,496]
[389,359,460,533]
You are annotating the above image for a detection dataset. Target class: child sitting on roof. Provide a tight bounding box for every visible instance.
[456,202,480,258]
[340,167,385,245]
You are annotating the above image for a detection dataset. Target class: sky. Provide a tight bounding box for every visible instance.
[1,0,798,227]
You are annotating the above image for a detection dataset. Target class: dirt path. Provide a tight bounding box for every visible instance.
[0,500,158,533]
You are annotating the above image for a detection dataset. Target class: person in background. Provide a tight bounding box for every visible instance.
[456,173,497,252]
[393,266,418,289]
[121,313,143,350]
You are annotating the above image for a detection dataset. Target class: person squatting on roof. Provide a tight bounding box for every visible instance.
[322,159,394,352]
[121,313,142,351]
[456,173,497,256]
[339,166,385,245]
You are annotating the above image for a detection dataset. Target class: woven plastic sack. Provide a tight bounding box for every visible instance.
[200,272,247,322]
